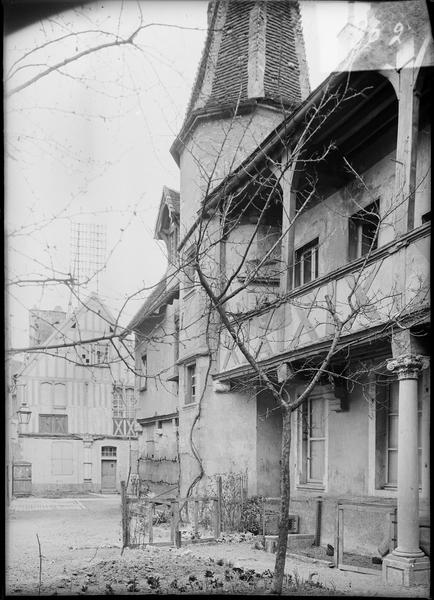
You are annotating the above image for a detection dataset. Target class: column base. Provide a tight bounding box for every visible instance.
[382,552,430,587]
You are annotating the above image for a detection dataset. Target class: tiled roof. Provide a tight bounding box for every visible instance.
[186,1,308,119]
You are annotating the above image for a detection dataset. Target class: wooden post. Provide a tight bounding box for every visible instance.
[337,506,344,567]
[314,497,322,546]
[193,499,199,534]
[170,500,175,544]
[121,480,129,548]
[217,476,223,533]
[174,500,181,548]
[214,498,221,539]
[148,501,154,544]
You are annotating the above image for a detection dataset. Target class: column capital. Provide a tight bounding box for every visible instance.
[387,354,424,380]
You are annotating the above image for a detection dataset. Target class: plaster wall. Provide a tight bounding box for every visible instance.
[256,392,282,497]
[179,288,209,359]
[179,380,258,496]
[179,107,285,234]
[18,436,135,495]
[414,122,431,226]
[292,151,396,277]
[135,304,179,421]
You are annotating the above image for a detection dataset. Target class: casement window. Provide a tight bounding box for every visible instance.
[299,395,326,486]
[349,200,380,260]
[39,414,68,434]
[112,387,136,436]
[376,378,422,489]
[294,238,319,288]
[185,362,197,405]
[51,441,73,475]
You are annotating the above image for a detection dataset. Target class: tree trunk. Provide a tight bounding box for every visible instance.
[271,406,292,594]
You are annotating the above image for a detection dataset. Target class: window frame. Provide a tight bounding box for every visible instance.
[348,200,380,261]
[139,353,147,391]
[185,362,197,405]
[53,382,67,409]
[293,238,319,288]
[297,392,327,490]
[101,446,117,457]
[112,386,136,436]
[39,413,68,434]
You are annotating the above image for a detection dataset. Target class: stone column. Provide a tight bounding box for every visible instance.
[382,354,430,587]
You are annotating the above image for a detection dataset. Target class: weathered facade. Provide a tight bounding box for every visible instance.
[129,0,431,586]
[12,295,138,496]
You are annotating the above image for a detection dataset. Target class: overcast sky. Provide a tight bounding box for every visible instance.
[5,1,370,349]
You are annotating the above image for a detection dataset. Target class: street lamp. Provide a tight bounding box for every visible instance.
[16,402,32,425]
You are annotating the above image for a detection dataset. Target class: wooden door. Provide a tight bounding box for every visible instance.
[13,462,32,497]
[101,460,117,491]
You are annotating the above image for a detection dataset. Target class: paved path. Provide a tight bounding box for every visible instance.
[9,498,87,511]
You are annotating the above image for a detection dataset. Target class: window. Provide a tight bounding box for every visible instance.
[376,378,422,488]
[299,395,326,486]
[94,343,109,364]
[78,343,109,366]
[140,353,147,390]
[39,414,68,434]
[185,363,197,405]
[52,441,73,475]
[294,238,319,288]
[54,383,67,408]
[349,200,380,260]
[40,382,52,403]
[112,387,136,436]
[102,446,117,457]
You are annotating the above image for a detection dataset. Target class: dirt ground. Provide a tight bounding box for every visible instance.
[5,495,429,597]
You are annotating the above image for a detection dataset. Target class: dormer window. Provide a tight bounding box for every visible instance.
[155,187,180,264]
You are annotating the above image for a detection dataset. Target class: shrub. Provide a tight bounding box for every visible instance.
[240,496,264,535]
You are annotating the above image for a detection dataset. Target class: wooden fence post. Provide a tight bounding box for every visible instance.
[148,501,154,544]
[217,476,223,533]
[193,499,199,535]
[170,500,175,544]
[214,498,221,539]
[173,500,181,548]
[121,480,129,548]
